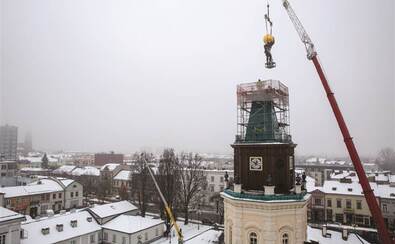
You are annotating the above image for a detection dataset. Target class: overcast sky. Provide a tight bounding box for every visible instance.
[0,0,394,157]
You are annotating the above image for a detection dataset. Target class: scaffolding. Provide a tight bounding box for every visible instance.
[236,79,291,143]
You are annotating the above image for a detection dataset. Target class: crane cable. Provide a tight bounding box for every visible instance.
[264,1,273,35]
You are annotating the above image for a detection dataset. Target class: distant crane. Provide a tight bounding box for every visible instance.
[280,0,393,243]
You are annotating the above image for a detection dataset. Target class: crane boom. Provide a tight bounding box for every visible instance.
[281,0,393,243]
[145,162,184,243]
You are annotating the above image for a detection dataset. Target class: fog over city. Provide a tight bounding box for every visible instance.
[0,0,394,156]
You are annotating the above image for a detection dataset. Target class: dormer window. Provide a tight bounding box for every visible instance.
[56,224,63,232]
[41,227,50,235]
[70,220,78,228]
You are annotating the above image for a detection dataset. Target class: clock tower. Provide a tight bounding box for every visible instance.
[233,80,295,193]
[222,80,310,244]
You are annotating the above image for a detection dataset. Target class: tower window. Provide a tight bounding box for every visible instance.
[249,232,257,244]
[282,233,289,244]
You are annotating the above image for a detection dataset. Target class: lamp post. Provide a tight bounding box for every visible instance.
[197,204,201,230]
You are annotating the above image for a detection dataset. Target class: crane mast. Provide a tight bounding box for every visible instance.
[281,0,393,243]
[145,161,184,244]
[281,0,316,60]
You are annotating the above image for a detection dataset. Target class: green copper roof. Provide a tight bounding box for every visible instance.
[245,101,280,142]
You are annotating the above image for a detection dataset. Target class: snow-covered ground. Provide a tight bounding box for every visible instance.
[307,226,370,244]
[153,221,218,244]
[185,229,222,244]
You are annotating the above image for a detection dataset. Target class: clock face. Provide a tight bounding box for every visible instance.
[249,156,263,171]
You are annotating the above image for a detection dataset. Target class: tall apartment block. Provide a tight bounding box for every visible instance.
[0,125,18,161]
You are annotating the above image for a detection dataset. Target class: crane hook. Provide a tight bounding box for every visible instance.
[263,1,276,69]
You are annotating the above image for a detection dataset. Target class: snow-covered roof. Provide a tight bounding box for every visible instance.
[58,178,74,187]
[89,201,138,219]
[376,184,395,199]
[71,166,100,176]
[21,211,101,244]
[103,215,163,234]
[100,163,120,171]
[321,180,372,197]
[20,167,50,172]
[375,174,389,182]
[53,165,77,175]
[113,170,132,181]
[316,180,395,199]
[306,157,326,164]
[0,207,25,223]
[330,171,354,180]
[307,226,370,244]
[19,155,59,163]
[0,178,64,198]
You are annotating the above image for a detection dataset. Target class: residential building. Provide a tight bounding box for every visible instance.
[308,179,395,230]
[21,210,102,244]
[202,169,233,206]
[0,207,25,244]
[297,163,354,186]
[0,177,84,217]
[94,153,124,166]
[19,201,161,244]
[52,165,77,175]
[0,161,17,177]
[102,215,163,244]
[100,163,124,194]
[87,200,138,225]
[23,132,33,156]
[0,125,18,161]
[112,170,132,193]
[307,168,395,231]
[0,161,18,187]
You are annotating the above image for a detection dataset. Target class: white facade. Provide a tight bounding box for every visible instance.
[0,207,25,244]
[63,180,84,210]
[222,193,310,244]
[102,215,164,244]
[203,170,233,206]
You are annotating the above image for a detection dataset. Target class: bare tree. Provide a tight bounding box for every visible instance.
[376,148,395,172]
[97,176,112,201]
[119,184,129,200]
[210,193,224,224]
[157,148,180,235]
[130,151,154,217]
[178,152,207,225]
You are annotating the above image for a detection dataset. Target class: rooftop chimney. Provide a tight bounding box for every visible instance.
[342,229,348,241]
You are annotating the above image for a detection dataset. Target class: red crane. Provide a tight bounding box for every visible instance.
[280,0,393,243]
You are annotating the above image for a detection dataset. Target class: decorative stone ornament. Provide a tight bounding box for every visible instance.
[249,156,263,171]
